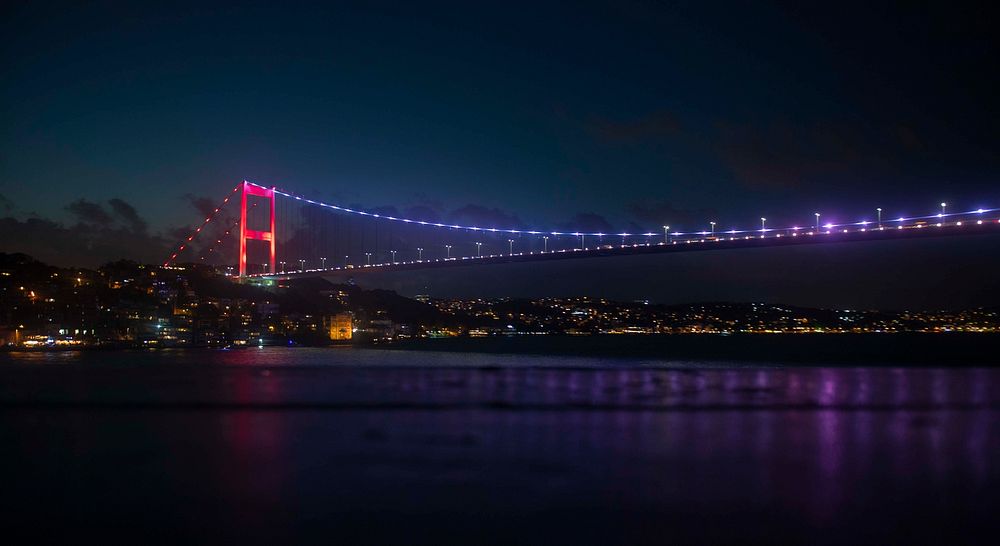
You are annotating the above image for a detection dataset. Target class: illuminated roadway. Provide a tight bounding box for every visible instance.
[255,216,1000,281]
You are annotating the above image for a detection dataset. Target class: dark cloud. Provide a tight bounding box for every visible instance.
[401,205,442,224]
[588,111,682,144]
[0,213,170,268]
[627,200,715,228]
[0,194,13,212]
[448,205,524,229]
[714,120,897,190]
[182,194,218,218]
[108,198,148,233]
[369,205,402,218]
[558,212,616,234]
[66,199,113,225]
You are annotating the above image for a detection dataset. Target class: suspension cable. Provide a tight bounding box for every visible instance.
[164,184,241,266]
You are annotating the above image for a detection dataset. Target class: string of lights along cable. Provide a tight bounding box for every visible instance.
[164,180,1000,277]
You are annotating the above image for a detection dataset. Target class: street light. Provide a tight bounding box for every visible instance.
[320,257,326,269]
[941,202,947,216]
[710,221,716,236]
[390,250,396,263]
[543,236,548,252]
[876,208,882,228]
[417,247,423,260]
[663,225,670,243]
[279,261,286,274]
[299,259,305,271]
[344,255,349,267]
[445,245,452,258]
[760,218,766,234]
[365,252,372,266]
[475,242,482,257]
[815,212,820,231]
[508,239,514,255]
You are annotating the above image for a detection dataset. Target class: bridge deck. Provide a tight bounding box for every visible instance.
[255,219,1000,280]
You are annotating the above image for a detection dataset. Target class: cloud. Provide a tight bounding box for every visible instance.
[0,194,13,213]
[0,214,170,268]
[447,204,524,229]
[0,196,168,267]
[109,198,148,233]
[558,212,616,233]
[587,111,682,144]
[182,193,218,218]
[66,199,113,225]
[369,205,402,218]
[626,200,715,228]
[714,119,931,190]
[579,107,955,193]
[401,205,441,224]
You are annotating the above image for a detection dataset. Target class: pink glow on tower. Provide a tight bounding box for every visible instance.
[238,181,276,276]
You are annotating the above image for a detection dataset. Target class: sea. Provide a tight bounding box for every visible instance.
[1,335,998,544]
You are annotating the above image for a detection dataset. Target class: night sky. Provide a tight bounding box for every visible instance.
[2,1,998,308]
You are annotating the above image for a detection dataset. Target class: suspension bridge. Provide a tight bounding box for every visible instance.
[164,180,1000,280]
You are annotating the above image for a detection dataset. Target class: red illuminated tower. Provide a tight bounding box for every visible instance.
[238,181,276,277]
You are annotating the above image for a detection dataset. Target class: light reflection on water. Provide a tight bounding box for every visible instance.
[0,347,997,543]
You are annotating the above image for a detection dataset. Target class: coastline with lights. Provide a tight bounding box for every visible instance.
[3,253,1000,355]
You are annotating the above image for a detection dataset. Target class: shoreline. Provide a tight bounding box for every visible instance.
[3,332,999,366]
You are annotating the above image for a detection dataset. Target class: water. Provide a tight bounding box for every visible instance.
[1,344,998,544]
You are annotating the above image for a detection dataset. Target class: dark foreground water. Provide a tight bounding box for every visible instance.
[1,340,998,544]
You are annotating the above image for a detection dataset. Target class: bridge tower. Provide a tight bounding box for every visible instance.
[238,181,276,277]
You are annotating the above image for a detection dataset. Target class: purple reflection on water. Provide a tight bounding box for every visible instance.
[0,348,997,543]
